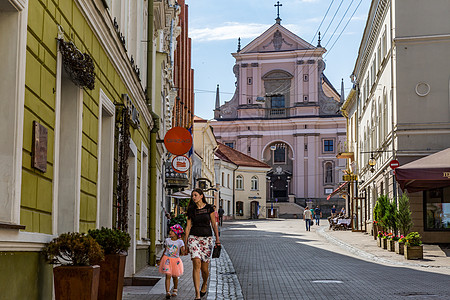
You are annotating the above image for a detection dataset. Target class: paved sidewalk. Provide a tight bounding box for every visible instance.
[317,224,450,274]
[123,237,244,300]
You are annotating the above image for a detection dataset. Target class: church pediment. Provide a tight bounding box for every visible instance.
[239,24,314,54]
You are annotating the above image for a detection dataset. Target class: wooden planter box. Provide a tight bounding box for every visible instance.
[404,245,423,260]
[98,254,127,300]
[377,236,382,247]
[387,240,396,252]
[372,224,378,240]
[395,241,405,255]
[381,238,388,249]
[54,265,100,300]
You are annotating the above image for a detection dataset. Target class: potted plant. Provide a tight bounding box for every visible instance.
[372,221,379,240]
[396,235,406,255]
[381,232,388,249]
[88,227,131,300]
[374,195,389,232]
[377,231,383,247]
[404,232,423,260]
[387,233,398,252]
[398,194,413,236]
[42,232,104,300]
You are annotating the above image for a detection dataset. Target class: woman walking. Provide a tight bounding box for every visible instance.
[184,188,220,300]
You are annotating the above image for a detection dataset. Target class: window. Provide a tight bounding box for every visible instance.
[324,140,334,152]
[251,176,258,190]
[247,98,251,104]
[274,147,286,163]
[271,95,285,108]
[236,175,243,189]
[303,95,308,102]
[325,162,333,183]
[236,201,244,216]
[224,142,234,149]
[424,187,450,231]
[303,74,309,82]
[304,144,308,151]
[227,174,230,188]
[247,77,253,85]
[248,146,251,153]
[222,172,225,186]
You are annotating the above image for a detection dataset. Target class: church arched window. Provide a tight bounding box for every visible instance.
[251,176,259,190]
[325,162,333,184]
[236,175,244,190]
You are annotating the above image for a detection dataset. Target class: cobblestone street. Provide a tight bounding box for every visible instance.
[124,219,450,299]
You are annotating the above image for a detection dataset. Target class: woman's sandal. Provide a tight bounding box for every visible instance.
[165,292,171,299]
[171,289,178,297]
[200,290,207,297]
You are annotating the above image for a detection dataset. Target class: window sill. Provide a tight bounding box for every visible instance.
[0,222,26,230]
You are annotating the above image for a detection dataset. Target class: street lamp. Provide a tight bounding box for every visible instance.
[368,153,376,173]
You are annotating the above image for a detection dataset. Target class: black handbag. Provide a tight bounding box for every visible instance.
[212,245,221,258]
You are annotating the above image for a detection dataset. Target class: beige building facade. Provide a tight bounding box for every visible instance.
[342,0,450,242]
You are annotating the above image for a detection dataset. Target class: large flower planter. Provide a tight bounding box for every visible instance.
[387,240,395,252]
[53,265,100,300]
[404,245,423,260]
[372,225,378,240]
[381,238,388,249]
[98,254,127,300]
[377,236,382,247]
[395,242,405,255]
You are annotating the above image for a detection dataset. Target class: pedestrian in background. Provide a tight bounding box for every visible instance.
[159,224,185,299]
[184,188,221,300]
[331,205,337,217]
[218,206,225,226]
[303,206,312,231]
[212,205,219,227]
[314,206,322,225]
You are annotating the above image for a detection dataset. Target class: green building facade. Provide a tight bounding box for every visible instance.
[0,0,163,298]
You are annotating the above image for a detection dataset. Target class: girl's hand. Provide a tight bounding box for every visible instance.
[215,240,221,246]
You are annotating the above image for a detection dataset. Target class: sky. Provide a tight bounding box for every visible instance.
[186,0,372,120]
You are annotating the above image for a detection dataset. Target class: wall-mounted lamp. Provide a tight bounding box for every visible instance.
[368,153,376,173]
[270,145,276,151]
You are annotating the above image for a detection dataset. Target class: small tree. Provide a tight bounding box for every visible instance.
[374,195,390,229]
[397,194,413,235]
[383,200,398,235]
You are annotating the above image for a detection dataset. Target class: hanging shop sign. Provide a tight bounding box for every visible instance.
[164,127,193,155]
[172,155,190,173]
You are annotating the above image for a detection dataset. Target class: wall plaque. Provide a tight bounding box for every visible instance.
[32,121,48,172]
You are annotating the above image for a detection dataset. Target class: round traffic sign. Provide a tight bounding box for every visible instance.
[390,159,400,169]
[172,155,190,173]
[164,127,192,155]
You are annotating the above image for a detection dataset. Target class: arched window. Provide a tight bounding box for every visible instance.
[325,162,333,183]
[236,175,243,190]
[251,176,258,190]
[236,201,244,216]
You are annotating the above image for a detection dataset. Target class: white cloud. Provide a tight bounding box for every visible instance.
[190,22,269,42]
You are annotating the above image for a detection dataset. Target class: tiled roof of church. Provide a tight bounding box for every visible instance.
[216,143,271,169]
[194,115,207,122]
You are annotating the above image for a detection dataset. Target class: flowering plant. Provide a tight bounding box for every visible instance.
[382,232,389,239]
[373,220,378,225]
[405,232,422,247]
[377,231,383,238]
[390,235,401,241]
[385,232,394,240]
[398,235,406,243]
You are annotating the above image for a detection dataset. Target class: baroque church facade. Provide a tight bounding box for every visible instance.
[211,18,347,216]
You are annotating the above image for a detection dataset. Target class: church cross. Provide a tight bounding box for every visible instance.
[274,1,282,19]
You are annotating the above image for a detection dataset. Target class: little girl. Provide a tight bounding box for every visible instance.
[159,224,185,299]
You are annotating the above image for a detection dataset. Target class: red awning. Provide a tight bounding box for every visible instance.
[395,148,450,193]
[326,182,349,200]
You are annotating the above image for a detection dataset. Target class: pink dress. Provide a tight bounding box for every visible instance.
[158,238,184,277]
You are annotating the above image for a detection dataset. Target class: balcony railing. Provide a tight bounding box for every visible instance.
[266,107,289,118]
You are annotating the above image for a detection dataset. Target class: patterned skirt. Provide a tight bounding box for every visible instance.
[188,235,213,263]
[158,255,184,277]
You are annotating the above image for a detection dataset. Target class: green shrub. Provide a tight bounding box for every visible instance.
[383,199,398,234]
[42,232,104,266]
[397,194,413,235]
[405,232,422,246]
[374,195,390,228]
[169,213,187,229]
[88,227,131,255]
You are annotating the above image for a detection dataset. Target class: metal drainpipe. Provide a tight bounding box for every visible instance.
[147,0,160,266]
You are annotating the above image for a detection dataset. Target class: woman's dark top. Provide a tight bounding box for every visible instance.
[187,203,214,237]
